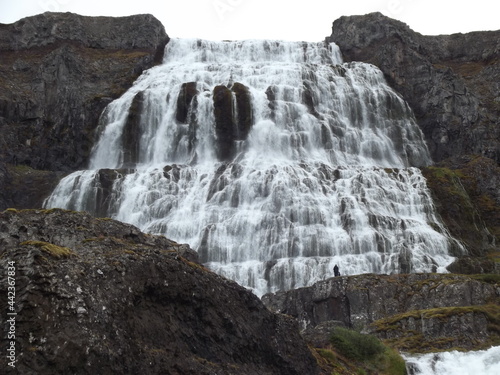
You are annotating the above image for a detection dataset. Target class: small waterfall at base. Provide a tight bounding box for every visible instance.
[45,39,465,296]
[403,346,500,375]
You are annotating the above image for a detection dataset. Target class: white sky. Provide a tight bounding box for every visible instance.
[0,0,498,41]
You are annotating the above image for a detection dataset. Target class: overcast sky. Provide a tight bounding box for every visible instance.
[0,0,498,41]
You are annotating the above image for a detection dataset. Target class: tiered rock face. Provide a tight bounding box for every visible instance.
[327,12,500,164]
[0,209,320,375]
[262,273,500,353]
[0,12,169,209]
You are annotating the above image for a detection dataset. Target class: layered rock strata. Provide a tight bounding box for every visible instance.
[263,273,500,352]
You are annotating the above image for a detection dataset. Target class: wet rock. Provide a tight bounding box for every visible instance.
[122,91,145,166]
[213,83,253,161]
[176,82,199,123]
[230,82,253,139]
[213,85,235,160]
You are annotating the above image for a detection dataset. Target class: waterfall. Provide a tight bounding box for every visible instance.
[403,346,500,374]
[45,38,464,296]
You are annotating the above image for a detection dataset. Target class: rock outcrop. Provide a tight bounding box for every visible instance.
[213,82,253,161]
[327,12,500,164]
[0,209,320,375]
[263,273,500,353]
[0,12,169,209]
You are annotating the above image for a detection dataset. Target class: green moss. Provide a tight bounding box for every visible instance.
[372,304,500,352]
[317,348,337,362]
[486,251,500,263]
[330,327,385,361]
[318,327,406,375]
[374,304,500,329]
[470,274,500,284]
[21,240,74,258]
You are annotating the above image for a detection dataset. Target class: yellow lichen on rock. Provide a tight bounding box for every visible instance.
[21,240,74,258]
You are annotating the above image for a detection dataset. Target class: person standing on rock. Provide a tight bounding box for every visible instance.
[334,264,340,277]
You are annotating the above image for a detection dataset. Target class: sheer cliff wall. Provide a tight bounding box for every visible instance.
[0,12,169,208]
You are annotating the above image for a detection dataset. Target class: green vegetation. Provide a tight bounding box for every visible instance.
[20,240,74,258]
[315,327,406,375]
[470,274,500,284]
[372,303,500,352]
[330,327,385,361]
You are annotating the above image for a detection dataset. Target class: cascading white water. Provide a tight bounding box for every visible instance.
[403,346,500,375]
[45,38,464,296]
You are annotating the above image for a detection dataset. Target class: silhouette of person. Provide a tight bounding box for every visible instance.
[334,264,340,277]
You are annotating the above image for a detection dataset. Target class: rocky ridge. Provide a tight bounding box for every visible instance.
[0,208,320,375]
[262,273,500,353]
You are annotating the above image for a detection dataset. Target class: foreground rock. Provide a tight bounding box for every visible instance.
[0,12,169,209]
[263,273,500,353]
[0,209,319,375]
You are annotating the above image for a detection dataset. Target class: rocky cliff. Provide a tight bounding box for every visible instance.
[1,12,499,369]
[263,273,500,353]
[0,208,320,374]
[328,12,500,164]
[0,12,169,209]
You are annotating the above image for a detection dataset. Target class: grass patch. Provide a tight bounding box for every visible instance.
[330,327,385,361]
[21,240,74,258]
[470,274,500,284]
[324,327,406,375]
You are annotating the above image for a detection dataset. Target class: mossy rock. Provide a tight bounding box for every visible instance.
[421,163,493,257]
[21,240,74,258]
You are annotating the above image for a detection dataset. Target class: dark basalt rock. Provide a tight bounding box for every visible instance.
[0,209,320,375]
[122,91,145,166]
[263,273,500,352]
[213,83,253,161]
[230,82,253,139]
[0,12,169,209]
[176,81,199,124]
[422,155,500,256]
[213,85,235,160]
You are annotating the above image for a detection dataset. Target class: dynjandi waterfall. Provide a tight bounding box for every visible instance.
[45,39,464,296]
